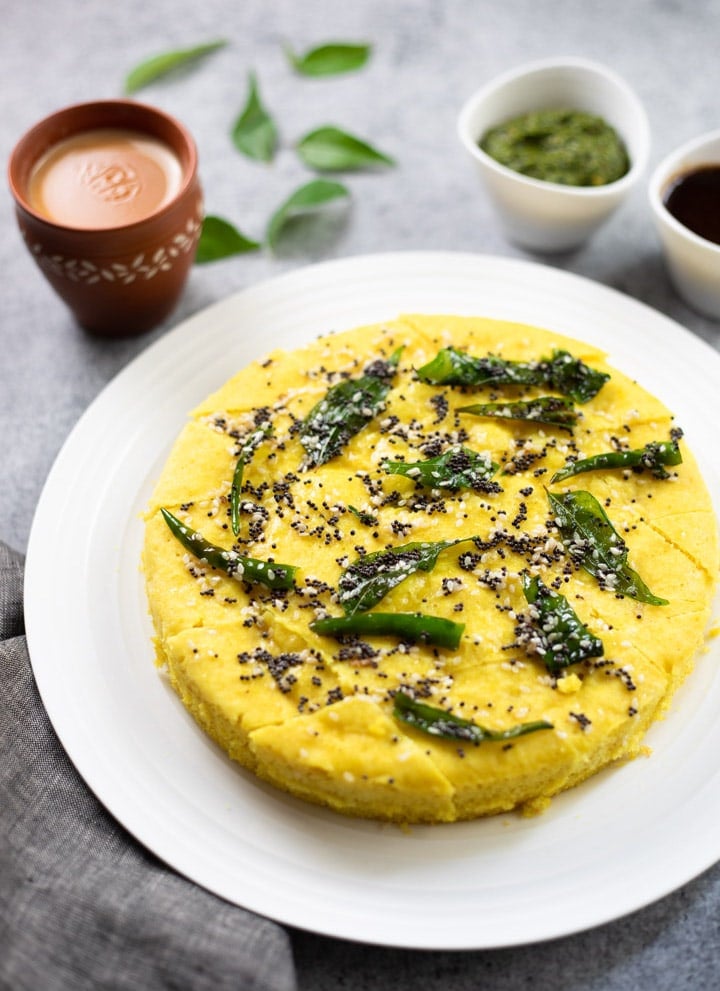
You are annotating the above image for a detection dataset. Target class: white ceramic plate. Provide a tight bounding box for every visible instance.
[25,252,720,950]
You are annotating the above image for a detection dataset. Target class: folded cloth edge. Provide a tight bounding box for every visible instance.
[0,539,297,991]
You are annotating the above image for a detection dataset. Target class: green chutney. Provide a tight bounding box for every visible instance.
[480,109,630,187]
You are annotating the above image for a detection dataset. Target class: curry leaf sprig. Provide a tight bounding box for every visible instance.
[337,536,476,615]
[518,574,604,675]
[161,509,297,591]
[300,347,402,467]
[548,490,668,605]
[125,37,387,258]
[551,436,683,483]
[459,396,577,433]
[230,422,273,536]
[384,445,500,493]
[416,347,609,404]
[311,612,464,649]
[393,691,553,745]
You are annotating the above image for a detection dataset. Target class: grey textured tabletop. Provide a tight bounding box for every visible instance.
[3,1,720,988]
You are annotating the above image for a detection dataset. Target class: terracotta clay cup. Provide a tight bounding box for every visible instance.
[8,99,203,337]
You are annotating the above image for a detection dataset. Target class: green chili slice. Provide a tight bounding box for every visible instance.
[161,508,297,590]
[384,444,499,492]
[551,438,683,483]
[311,612,464,649]
[458,396,577,432]
[519,574,604,675]
[393,691,553,744]
[416,347,609,403]
[338,536,476,615]
[300,347,402,467]
[230,421,272,536]
[548,490,668,605]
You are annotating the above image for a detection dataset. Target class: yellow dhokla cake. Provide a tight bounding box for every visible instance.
[143,315,718,822]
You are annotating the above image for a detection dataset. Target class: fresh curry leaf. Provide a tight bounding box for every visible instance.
[338,536,474,615]
[551,437,683,483]
[518,574,604,675]
[284,41,371,76]
[548,490,668,605]
[311,612,465,649]
[230,422,273,536]
[393,691,553,744]
[384,445,500,493]
[232,72,278,162]
[299,347,401,467]
[416,347,609,403]
[458,396,577,432]
[266,179,350,250]
[296,126,394,171]
[161,509,297,590]
[195,215,261,264]
[124,39,227,94]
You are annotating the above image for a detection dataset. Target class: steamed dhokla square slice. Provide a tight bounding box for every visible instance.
[143,509,249,640]
[568,467,718,584]
[399,711,578,819]
[191,318,426,417]
[162,622,343,741]
[402,314,607,362]
[554,502,714,615]
[143,506,300,640]
[425,649,668,815]
[148,409,319,517]
[146,420,237,513]
[248,696,456,822]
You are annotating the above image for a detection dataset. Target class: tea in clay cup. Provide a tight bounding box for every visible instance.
[8,99,203,337]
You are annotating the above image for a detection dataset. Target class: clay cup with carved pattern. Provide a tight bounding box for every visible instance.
[8,99,203,337]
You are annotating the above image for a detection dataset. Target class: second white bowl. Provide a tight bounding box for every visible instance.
[649,129,720,320]
[457,57,650,252]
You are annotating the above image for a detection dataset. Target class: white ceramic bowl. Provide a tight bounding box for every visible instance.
[457,57,650,252]
[649,129,720,320]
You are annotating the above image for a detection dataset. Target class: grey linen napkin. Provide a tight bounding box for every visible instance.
[0,541,297,991]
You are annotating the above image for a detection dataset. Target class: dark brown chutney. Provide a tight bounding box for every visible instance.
[663,165,720,246]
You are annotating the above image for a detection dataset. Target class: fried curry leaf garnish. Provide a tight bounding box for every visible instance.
[348,504,378,526]
[416,347,609,403]
[230,422,273,536]
[161,509,297,590]
[547,490,668,605]
[458,396,577,433]
[384,445,500,492]
[393,691,553,744]
[518,574,604,675]
[299,347,402,467]
[338,537,475,615]
[551,436,683,483]
[311,612,464,649]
